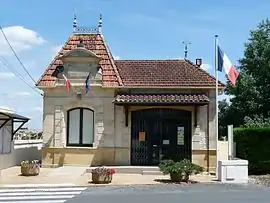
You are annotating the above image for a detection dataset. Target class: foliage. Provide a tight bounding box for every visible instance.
[91,166,116,175]
[159,159,203,182]
[218,99,231,138]
[159,159,181,174]
[219,19,270,128]
[243,115,270,128]
[234,127,270,174]
[218,99,244,139]
[20,160,41,167]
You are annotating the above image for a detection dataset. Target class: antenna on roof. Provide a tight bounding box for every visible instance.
[98,13,102,34]
[182,41,191,59]
[73,12,77,32]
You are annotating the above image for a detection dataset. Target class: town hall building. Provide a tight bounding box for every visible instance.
[36,15,224,172]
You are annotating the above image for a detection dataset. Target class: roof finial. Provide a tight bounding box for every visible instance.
[98,13,102,34]
[182,41,191,59]
[73,13,77,32]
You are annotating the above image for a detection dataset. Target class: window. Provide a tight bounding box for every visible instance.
[67,108,94,147]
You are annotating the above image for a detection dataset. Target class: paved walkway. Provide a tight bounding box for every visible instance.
[0,166,214,187]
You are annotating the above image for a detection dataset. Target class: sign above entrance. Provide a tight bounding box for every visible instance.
[139,132,145,142]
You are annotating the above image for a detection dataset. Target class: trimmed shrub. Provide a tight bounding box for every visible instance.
[159,159,203,182]
[234,127,270,174]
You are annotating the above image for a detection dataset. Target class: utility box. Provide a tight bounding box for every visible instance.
[218,159,249,184]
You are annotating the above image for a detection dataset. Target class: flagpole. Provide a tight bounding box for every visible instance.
[214,34,219,178]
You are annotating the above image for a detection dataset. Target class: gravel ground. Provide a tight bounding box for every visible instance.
[249,175,270,187]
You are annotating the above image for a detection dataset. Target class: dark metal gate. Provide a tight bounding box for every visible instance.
[131,108,191,166]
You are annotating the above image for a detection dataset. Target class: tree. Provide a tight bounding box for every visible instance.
[224,19,270,125]
[218,99,230,138]
[218,99,243,138]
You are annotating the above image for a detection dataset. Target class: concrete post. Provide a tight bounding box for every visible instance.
[228,125,233,160]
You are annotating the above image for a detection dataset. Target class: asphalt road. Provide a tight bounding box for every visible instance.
[67,183,270,203]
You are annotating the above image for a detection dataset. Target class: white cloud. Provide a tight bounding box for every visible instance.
[0,26,46,55]
[11,92,31,97]
[113,55,121,60]
[0,72,15,79]
[200,63,212,71]
[24,60,38,70]
[218,94,235,104]
[51,44,62,55]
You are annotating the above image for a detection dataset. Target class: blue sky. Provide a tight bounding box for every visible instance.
[0,0,269,129]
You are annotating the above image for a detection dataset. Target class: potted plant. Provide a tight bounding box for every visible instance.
[159,159,203,182]
[20,160,41,176]
[91,166,116,184]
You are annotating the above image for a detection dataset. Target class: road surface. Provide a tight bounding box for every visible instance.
[67,183,270,203]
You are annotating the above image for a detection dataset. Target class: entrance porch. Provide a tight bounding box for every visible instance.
[113,92,210,167]
[131,108,191,166]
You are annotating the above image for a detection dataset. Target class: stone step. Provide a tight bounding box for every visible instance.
[141,170,163,175]
[85,166,160,175]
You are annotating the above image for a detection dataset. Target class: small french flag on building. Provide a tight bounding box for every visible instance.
[217,46,239,85]
[62,73,71,92]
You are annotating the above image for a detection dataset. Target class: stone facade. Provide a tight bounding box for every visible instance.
[42,85,217,172]
[38,33,222,172]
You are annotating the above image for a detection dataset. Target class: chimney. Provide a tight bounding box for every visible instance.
[196,58,202,67]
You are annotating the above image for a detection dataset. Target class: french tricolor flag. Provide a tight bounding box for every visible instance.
[217,46,239,85]
[62,73,71,92]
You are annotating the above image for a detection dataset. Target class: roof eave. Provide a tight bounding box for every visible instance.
[108,86,225,90]
[113,102,209,106]
[36,83,225,91]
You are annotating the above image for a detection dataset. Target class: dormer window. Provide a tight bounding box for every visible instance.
[77,39,84,48]
[58,47,101,80]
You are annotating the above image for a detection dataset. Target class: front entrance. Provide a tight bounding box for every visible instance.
[131,108,192,166]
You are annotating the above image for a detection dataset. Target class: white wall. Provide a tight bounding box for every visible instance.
[217,141,236,161]
[0,127,42,170]
[0,142,42,170]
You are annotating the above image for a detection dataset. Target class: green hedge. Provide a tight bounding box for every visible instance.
[234,127,270,175]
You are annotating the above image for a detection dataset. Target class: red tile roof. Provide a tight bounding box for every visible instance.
[115,60,224,87]
[36,33,224,88]
[113,93,210,105]
[36,34,122,87]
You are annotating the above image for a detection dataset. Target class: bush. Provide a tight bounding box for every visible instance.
[234,127,270,174]
[159,159,203,182]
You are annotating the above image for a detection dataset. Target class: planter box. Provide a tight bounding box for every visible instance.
[170,173,183,182]
[170,173,190,182]
[21,164,40,176]
[91,173,113,184]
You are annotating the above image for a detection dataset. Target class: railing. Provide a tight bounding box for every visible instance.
[13,130,43,149]
[13,129,43,140]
